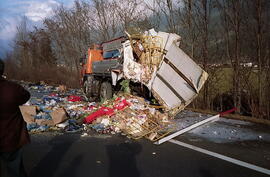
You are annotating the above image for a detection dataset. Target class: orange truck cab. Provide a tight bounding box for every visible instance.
[80,45,103,78]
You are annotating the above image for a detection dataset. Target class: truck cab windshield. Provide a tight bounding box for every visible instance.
[103,50,120,59]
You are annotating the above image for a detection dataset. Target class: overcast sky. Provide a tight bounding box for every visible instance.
[0,0,74,58]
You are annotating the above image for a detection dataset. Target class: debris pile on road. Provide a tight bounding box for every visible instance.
[20,82,175,141]
[85,94,175,140]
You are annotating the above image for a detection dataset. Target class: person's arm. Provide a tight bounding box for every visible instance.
[15,84,31,105]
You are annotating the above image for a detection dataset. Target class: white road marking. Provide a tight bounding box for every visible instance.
[169,139,270,176]
[155,114,220,145]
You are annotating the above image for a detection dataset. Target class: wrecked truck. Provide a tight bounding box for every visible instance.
[80,29,208,116]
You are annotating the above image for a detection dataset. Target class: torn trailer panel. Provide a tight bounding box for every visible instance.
[151,39,208,111]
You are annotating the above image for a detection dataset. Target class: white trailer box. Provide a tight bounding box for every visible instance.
[122,29,208,115]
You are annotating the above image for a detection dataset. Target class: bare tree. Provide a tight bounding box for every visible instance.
[91,0,120,41]
[145,0,178,33]
[28,27,56,66]
[216,0,247,113]
[44,1,93,73]
[251,0,269,117]
[113,0,145,33]
[14,16,31,69]
[193,0,212,108]
[176,0,199,58]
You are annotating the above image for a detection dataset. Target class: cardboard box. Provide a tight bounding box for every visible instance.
[19,106,36,124]
[58,85,67,92]
[35,119,54,126]
[50,108,67,125]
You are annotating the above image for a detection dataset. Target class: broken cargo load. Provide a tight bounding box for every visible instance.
[22,83,175,140]
[120,29,208,115]
[82,29,208,115]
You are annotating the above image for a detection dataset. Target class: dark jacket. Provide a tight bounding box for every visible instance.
[0,77,30,152]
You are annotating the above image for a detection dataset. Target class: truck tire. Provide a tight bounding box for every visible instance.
[83,77,93,98]
[100,81,113,101]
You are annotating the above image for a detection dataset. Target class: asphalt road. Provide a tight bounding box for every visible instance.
[22,132,270,177]
[19,86,270,177]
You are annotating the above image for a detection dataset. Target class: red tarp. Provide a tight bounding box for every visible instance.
[83,98,130,124]
[68,95,82,102]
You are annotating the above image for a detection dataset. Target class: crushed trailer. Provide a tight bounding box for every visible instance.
[80,29,208,116]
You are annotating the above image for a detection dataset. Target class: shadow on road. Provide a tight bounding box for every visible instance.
[106,141,142,177]
[29,134,80,177]
[58,154,83,177]
[199,168,216,177]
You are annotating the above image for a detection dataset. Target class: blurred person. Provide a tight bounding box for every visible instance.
[0,59,30,177]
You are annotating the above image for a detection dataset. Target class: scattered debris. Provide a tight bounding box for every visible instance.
[96,161,102,164]
[81,133,88,137]
[20,82,175,141]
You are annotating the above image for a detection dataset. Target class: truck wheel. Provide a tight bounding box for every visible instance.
[100,81,113,101]
[83,77,93,98]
